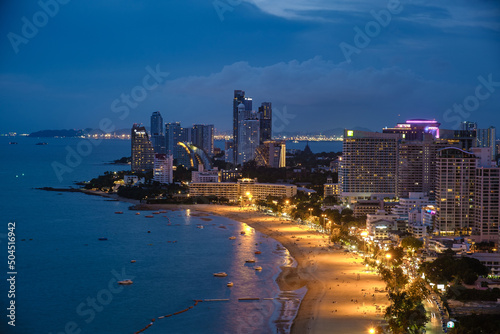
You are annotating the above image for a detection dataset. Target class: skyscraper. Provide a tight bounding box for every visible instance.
[341,130,400,201]
[238,111,260,165]
[255,140,286,168]
[150,111,165,154]
[435,147,477,235]
[233,90,252,164]
[192,124,214,157]
[258,102,272,144]
[474,166,500,242]
[165,122,182,159]
[131,123,154,172]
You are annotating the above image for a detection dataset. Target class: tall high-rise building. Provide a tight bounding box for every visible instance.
[131,124,154,172]
[233,90,252,164]
[153,153,173,184]
[165,122,182,159]
[341,130,400,200]
[435,147,477,235]
[258,102,272,144]
[192,124,214,157]
[238,112,260,165]
[150,111,165,154]
[474,166,500,243]
[476,126,496,161]
[255,140,286,168]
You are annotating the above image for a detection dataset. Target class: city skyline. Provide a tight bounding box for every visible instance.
[1,1,500,134]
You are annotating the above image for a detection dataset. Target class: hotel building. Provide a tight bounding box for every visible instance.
[189,178,296,202]
[341,129,400,201]
[131,124,154,172]
[435,147,477,235]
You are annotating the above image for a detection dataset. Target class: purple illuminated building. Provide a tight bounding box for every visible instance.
[383,119,440,140]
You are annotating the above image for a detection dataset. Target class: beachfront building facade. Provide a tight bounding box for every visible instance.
[341,129,400,202]
[131,124,154,172]
[189,178,297,202]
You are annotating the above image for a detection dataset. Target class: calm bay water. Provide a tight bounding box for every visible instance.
[1,137,302,334]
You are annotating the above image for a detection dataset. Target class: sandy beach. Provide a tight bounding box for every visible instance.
[125,202,389,334]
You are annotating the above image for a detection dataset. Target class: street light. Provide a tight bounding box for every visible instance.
[368,328,375,334]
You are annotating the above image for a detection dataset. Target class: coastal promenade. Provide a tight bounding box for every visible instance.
[132,203,389,334]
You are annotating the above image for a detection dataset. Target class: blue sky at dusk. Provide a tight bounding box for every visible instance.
[1,0,499,134]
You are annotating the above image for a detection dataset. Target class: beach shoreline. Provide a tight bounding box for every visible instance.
[127,202,389,334]
[46,186,389,333]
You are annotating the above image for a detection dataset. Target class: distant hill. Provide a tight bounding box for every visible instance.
[320,126,374,137]
[29,128,135,137]
[29,129,89,137]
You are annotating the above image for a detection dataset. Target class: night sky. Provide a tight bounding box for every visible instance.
[1,0,499,134]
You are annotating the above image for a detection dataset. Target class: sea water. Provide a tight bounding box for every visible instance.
[0,137,303,334]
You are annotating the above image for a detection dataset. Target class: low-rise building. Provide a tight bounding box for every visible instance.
[189,178,297,202]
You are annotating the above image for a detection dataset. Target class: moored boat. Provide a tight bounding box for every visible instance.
[213,272,228,277]
[118,279,133,285]
[229,236,236,240]
[145,215,154,218]
[227,282,234,287]
[255,251,262,254]
[98,237,108,241]
[115,211,123,214]
[254,266,262,271]
[245,259,256,263]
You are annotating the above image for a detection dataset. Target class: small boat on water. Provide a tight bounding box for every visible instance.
[115,211,123,214]
[197,225,204,229]
[118,279,133,285]
[159,210,167,213]
[145,215,154,218]
[213,272,228,277]
[229,236,236,240]
[240,231,246,235]
[255,251,262,254]
[245,260,256,263]
[130,260,136,263]
[152,212,160,214]
[135,212,141,215]
[227,282,234,287]
[98,237,108,241]
[9,142,18,145]
[254,266,262,271]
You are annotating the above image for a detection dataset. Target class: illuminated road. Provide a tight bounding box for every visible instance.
[424,294,447,334]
